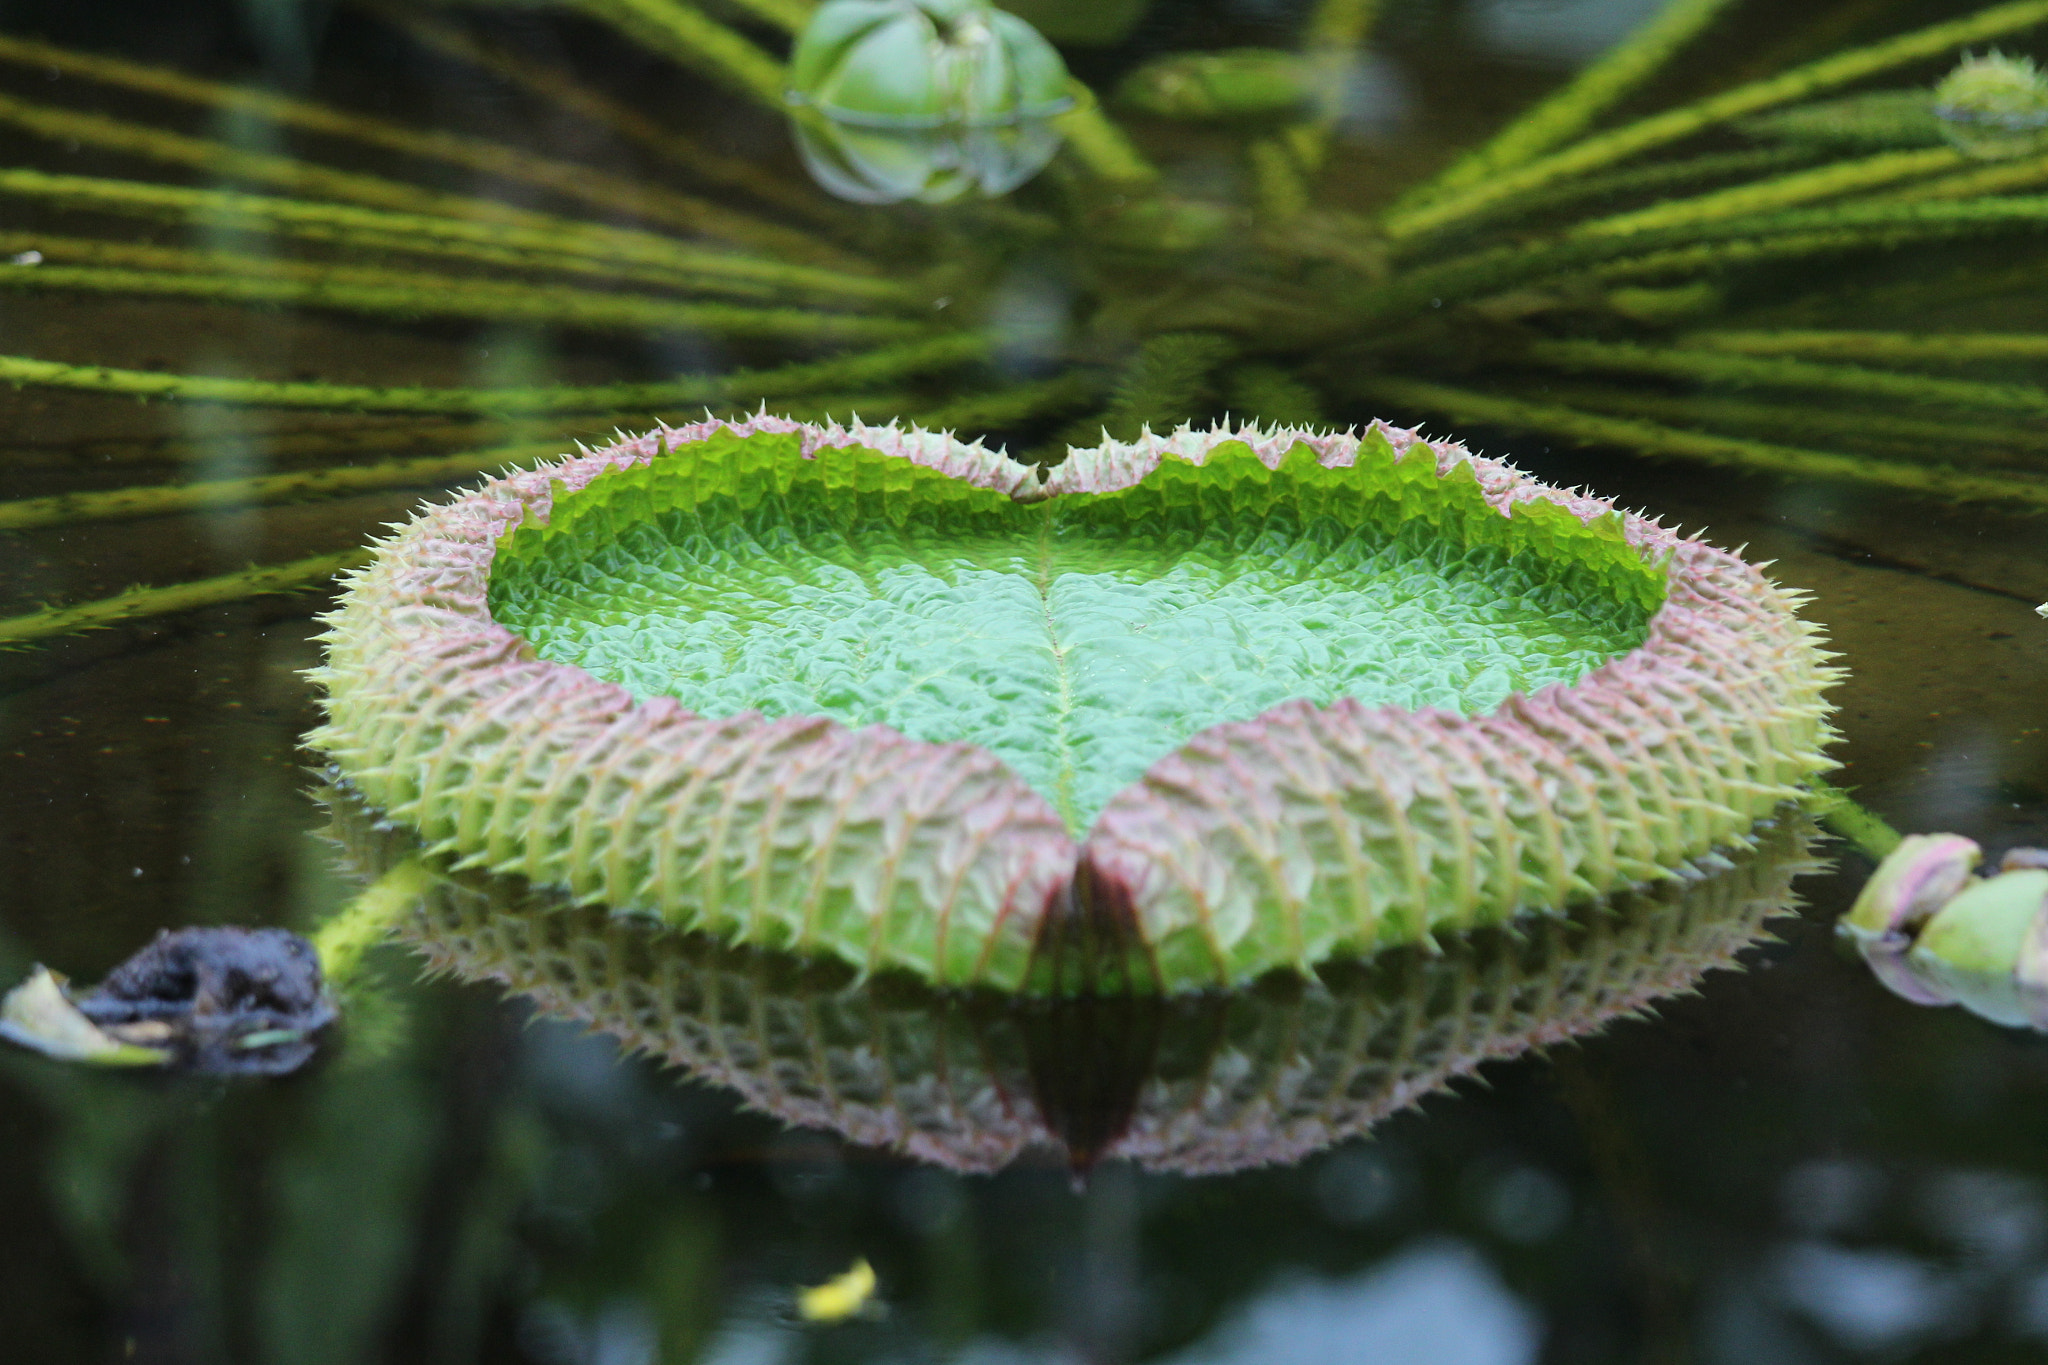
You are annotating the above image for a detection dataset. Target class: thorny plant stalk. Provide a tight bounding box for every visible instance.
[0,30,846,265]
[4,0,2048,639]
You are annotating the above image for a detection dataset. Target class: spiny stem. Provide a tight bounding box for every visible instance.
[1590,228,1958,283]
[0,550,366,648]
[1355,375,2048,508]
[0,442,571,531]
[368,4,843,227]
[1681,330,2048,365]
[1056,84,1160,184]
[0,420,553,469]
[0,259,921,343]
[0,332,990,413]
[0,30,848,267]
[1519,381,2048,469]
[1573,145,1966,237]
[903,371,1104,434]
[1524,338,2048,417]
[312,859,434,986]
[1811,782,1903,862]
[1881,145,2048,203]
[1364,196,2048,318]
[575,0,789,108]
[1400,0,1739,208]
[1421,145,1825,241]
[1249,138,1313,222]
[0,167,904,304]
[1381,0,2048,241]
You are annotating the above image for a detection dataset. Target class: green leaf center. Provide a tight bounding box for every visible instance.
[489,430,1663,836]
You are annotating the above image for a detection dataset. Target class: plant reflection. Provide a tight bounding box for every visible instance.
[328,785,1818,1176]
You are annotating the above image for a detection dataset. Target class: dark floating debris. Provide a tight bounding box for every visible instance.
[0,927,335,1076]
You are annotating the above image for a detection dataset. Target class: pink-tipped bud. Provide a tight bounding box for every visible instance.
[1842,833,1982,944]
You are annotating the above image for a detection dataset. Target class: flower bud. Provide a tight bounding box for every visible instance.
[1903,869,2048,1027]
[1934,50,2048,159]
[1841,832,1981,944]
[787,0,1074,204]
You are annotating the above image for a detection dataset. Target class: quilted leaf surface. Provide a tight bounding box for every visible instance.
[309,414,1838,992]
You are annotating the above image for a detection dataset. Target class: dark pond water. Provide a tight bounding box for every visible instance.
[1,1,2046,1362]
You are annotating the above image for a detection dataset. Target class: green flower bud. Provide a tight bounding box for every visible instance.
[787,0,1074,204]
[1933,50,2048,159]
[1906,869,2048,1028]
[1841,831,1981,944]
[1115,49,1318,122]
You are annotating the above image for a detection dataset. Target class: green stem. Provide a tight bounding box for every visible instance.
[1421,145,1825,241]
[0,31,848,267]
[0,168,905,304]
[0,260,920,343]
[719,0,815,34]
[1399,0,1739,208]
[0,550,366,647]
[1681,329,2048,365]
[1573,145,1966,237]
[0,332,990,413]
[368,4,844,227]
[1055,83,1160,184]
[1362,197,2048,319]
[1525,338,2048,417]
[1881,145,2048,202]
[1810,781,1903,862]
[312,859,434,987]
[1355,375,2048,508]
[1381,0,2048,241]
[0,419,578,469]
[903,371,1104,434]
[1587,228,1956,283]
[575,0,789,108]
[1249,138,1313,222]
[1519,381,2048,469]
[0,442,571,531]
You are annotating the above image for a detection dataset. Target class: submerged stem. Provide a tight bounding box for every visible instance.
[0,168,906,304]
[1056,84,1160,184]
[1519,381,2048,469]
[575,0,788,107]
[1369,197,2048,318]
[1357,376,2048,508]
[0,442,571,531]
[1525,338,2048,417]
[1573,146,1966,237]
[0,30,846,266]
[1402,0,1739,207]
[1681,330,2048,365]
[0,259,919,343]
[1382,0,2048,241]
[368,5,842,226]
[0,550,366,647]
[0,332,990,413]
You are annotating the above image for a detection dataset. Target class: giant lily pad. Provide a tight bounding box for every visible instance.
[309,416,1837,992]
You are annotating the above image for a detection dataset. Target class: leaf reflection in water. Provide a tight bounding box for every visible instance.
[324,785,1818,1176]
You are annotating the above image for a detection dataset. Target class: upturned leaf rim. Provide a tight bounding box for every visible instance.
[307,414,1839,994]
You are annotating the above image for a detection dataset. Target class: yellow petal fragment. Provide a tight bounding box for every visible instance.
[798,1257,876,1323]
